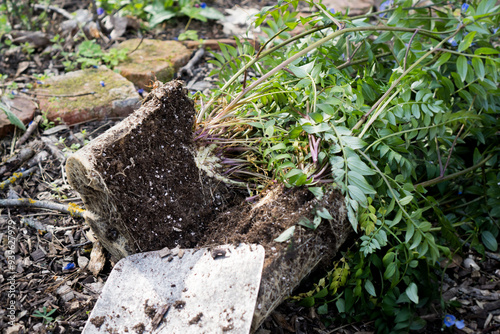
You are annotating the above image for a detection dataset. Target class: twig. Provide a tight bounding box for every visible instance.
[16,115,42,148]
[128,35,144,55]
[23,91,96,98]
[41,136,66,163]
[435,137,443,175]
[403,28,420,71]
[0,147,35,175]
[415,154,494,188]
[313,2,343,30]
[443,123,465,176]
[0,166,37,190]
[32,4,73,20]
[179,48,205,78]
[0,198,85,218]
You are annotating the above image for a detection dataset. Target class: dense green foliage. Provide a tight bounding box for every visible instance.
[194,0,500,332]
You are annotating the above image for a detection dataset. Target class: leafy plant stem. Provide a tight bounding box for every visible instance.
[313,1,342,29]
[415,154,494,188]
[403,28,419,71]
[442,123,465,177]
[358,86,402,138]
[209,26,446,128]
[358,150,419,233]
[433,48,496,60]
[353,27,462,133]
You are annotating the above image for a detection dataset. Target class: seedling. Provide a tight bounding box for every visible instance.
[32,307,57,324]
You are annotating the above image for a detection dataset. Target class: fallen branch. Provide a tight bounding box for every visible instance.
[32,4,73,20]
[179,47,205,78]
[0,147,35,175]
[415,154,494,188]
[16,115,42,148]
[0,198,85,218]
[0,166,37,190]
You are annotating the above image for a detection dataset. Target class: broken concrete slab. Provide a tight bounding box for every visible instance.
[35,66,140,125]
[114,39,192,91]
[0,96,36,137]
[83,244,265,334]
[66,80,350,331]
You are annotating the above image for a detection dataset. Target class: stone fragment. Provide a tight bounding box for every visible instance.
[35,66,140,125]
[30,247,46,262]
[57,284,75,302]
[114,39,192,91]
[4,324,25,334]
[78,255,90,269]
[0,96,36,137]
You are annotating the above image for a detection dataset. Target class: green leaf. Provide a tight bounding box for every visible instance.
[387,7,405,25]
[457,56,468,82]
[317,303,328,315]
[0,102,26,131]
[458,31,476,52]
[472,57,485,81]
[341,136,366,149]
[308,187,324,199]
[399,195,413,206]
[405,282,419,304]
[347,155,375,175]
[474,47,500,55]
[314,288,328,298]
[302,123,331,134]
[336,298,345,313]
[473,147,481,165]
[434,52,451,67]
[364,279,377,297]
[384,261,397,280]
[481,231,498,251]
[274,226,295,242]
[149,10,176,27]
[409,231,422,250]
[410,318,427,331]
[348,185,367,205]
[348,171,376,194]
[299,296,315,307]
[317,207,334,220]
[298,217,314,229]
[200,7,225,20]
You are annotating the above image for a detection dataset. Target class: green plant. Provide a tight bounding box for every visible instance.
[32,306,56,324]
[75,40,128,69]
[40,112,56,130]
[0,101,26,131]
[21,42,35,59]
[0,4,12,36]
[97,0,153,20]
[144,0,224,28]
[195,0,499,331]
[178,29,200,41]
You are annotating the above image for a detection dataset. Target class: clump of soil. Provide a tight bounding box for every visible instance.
[67,81,244,259]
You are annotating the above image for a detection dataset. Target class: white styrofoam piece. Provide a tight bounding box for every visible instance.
[83,244,265,334]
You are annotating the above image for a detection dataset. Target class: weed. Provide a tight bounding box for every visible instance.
[32,307,56,324]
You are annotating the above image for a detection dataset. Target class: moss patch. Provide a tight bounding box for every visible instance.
[114,39,191,90]
[35,66,139,124]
